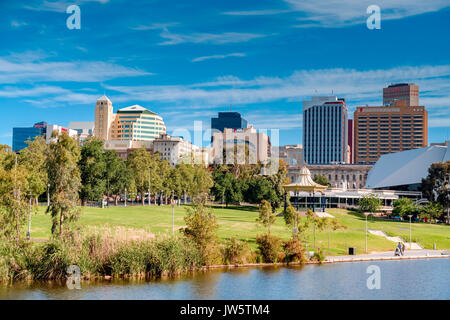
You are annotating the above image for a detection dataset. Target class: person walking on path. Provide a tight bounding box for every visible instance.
[402,242,406,255]
[397,242,403,256]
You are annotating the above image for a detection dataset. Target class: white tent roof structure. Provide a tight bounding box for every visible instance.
[365,142,450,189]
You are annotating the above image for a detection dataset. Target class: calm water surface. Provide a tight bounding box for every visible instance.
[1,258,449,300]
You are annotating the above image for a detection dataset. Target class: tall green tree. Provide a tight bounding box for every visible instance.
[127,148,153,206]
[392,198,418,218]
[313,174,331,187]
[104,150,131,205]
[46,132,81,236]
[257,200,276,234]
[212,170,243,207]
[79,138,106,205]
[420,161,449,220]
[18,136,48,203]
[0,150,30,242]
[358,194,382,214]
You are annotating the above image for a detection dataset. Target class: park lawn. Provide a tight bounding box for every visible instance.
[29,205,450,256]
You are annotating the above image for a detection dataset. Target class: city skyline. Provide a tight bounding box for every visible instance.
[1,0,450,147]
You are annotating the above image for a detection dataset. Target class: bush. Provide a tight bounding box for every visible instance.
[223,238,253,265]
[282,238,306,263]
[312,251,325,262]
[256,234,282,263]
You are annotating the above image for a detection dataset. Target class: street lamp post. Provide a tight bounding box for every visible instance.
[47,183,50,207]
[26,192,32,241]
[171,191,175,235]
[408,214,413,248]
[365,212,371,254]
[124,188,127,207]
[148,167,151,206]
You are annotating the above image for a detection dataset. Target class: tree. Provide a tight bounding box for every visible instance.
[212,170,243,207]
[127,148,154,206]
[18,136,48,203]
[104,150,131,205]
[313,174,331,187]
[358,194,382,214]
[419,202,443,223]
[79,138,106,205]
[257,200,276,234]
[46,132,82,236]
[182,201,219,265]
[392,198,418,218]
[178,163,194,204]
[190,165,213,204]
[265,160,288,211]
[0,151,29,242]
[420,161,449,219]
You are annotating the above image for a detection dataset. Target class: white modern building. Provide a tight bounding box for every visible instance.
[153,133,199,166]
[211,126,271,164]
[68,121,95,142]
[45,124,78,143]
[365,141,450,190]
[303,96,349,164]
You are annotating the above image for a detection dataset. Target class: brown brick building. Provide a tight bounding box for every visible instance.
[383,83,419,106]
[354,100,427,164]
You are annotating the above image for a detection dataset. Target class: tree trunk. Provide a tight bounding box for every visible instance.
[59,211,64,236]
[141,191,145,206]
[115,195,118,206]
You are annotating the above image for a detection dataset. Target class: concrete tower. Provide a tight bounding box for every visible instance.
[94,95,115,140]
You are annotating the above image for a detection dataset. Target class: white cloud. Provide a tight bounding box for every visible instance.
[288,0,450,27]
[138,24,266,46]
[23,0,109,12]
[0,56,151,84]
[192,53,246,62]
[223,0,450,28]
[11,20,28,28]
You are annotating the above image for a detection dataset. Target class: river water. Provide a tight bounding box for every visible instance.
[1,258,449,300]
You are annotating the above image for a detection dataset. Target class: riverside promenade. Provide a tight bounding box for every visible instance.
[325,250,450,263]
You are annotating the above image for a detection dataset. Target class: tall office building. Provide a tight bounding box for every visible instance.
[211,112,248,133]
[348,119,354,164]
[354,100,428,164]
[303,96,349,164]
[94,95,166,142]
[12,121,47,152]
[383,83,419,106]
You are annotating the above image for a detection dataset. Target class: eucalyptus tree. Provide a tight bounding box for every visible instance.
[46,132,82,236]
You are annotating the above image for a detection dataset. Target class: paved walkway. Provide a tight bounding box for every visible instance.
[325,249,450,263]
[368,229,423,249]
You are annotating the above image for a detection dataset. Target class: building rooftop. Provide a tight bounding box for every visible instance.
[117,105,157,115]
[365,143,450,189]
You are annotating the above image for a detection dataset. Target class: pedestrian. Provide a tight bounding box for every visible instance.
[397,242,403,256]
[402,242,406,255]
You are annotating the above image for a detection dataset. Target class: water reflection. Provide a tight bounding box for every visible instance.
[1,259,449,300]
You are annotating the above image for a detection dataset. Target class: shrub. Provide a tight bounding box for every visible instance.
[223,238,253,265]
[312,251,325,262]
[256,234,282,263]
[282,238,306,263]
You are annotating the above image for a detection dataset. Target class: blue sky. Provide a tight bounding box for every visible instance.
[1,0,450,147]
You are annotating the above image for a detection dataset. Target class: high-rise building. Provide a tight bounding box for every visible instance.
[302,96,349,164]
[12,121,78,152]
[348,119,354,164]
[114,105,166,141]
[93,96,166,142]
[12,121,47,152]
[354,100,428,164]
[211,127,271,164]
[383,83,419,106]
[211,112,248,134]
[94,95,115,140]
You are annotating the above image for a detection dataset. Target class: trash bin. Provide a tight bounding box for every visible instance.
[349,247,355,255]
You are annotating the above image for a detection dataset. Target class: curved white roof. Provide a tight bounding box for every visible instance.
[365,143,449,189]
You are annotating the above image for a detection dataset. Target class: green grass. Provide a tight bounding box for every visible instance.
[29,205,450,256]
